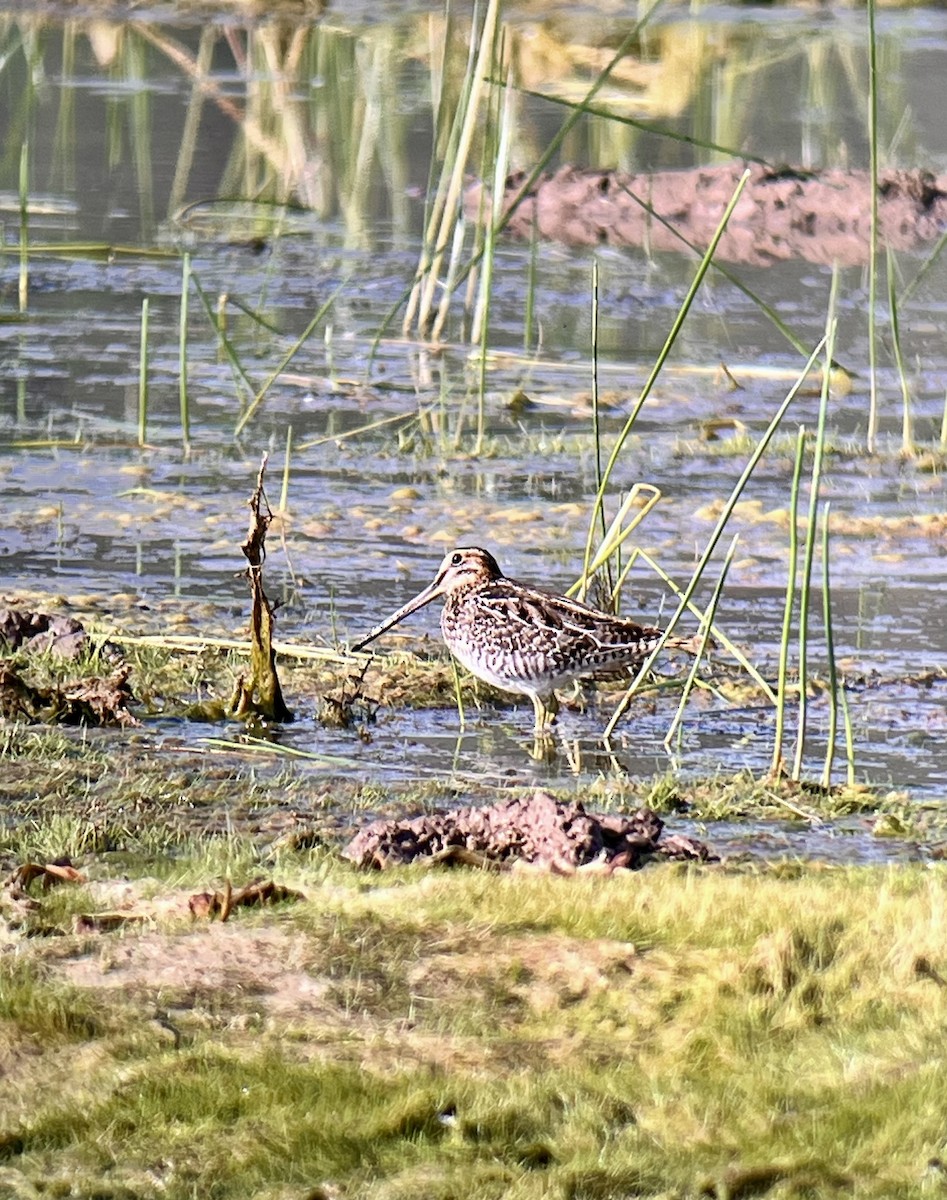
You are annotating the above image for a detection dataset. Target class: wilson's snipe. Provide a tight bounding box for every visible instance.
[352,547,702,732]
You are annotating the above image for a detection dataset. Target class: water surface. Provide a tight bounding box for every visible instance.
[0,2,945,844]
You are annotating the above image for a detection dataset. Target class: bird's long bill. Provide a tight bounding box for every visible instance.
[350,576,445,652]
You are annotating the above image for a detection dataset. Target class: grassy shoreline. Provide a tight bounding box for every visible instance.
[3,844,947,1198]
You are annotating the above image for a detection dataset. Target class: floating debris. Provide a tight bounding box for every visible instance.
[0,663,139,727]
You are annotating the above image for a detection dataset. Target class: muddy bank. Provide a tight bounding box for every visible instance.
[470,163,947,265]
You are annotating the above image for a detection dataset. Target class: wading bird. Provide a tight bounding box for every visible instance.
[352,547,703,733]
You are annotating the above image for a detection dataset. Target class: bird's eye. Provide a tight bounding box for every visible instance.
[451,552,463,566]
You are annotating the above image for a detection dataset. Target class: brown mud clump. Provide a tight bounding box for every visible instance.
[470,163,947,266]
[344,788,715,872]
[0,607,116,660]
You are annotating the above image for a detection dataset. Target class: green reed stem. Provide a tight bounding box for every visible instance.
[524,209,538,352]
[615,180,811,360]
[581,169,752,595]
[820,503,840,789]
[886,248,914,455]
[18,139,28,312]
[235,279,346,437]
[791,301,837,781]
[663,533,736,751]
[840,670,856,787]
[178,252,191,450]
[138,297,150,447]
[900,227,947,307]
[771,425,807,778]
[941,387,947,451]
[191,274,255,401]
[279,425,293,514]
[866,0,880,454]
[582,260,611,603]
[603,335,827,739]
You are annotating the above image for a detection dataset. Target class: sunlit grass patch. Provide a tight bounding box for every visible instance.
[4,864,947,1196]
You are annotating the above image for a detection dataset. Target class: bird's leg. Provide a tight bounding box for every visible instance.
[530,690,559,732]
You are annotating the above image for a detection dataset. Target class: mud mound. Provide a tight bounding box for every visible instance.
[344,788,715,871]
[470,163,947,266]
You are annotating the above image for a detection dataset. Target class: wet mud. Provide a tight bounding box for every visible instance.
[345,788,715,871]
[474,163,947,265]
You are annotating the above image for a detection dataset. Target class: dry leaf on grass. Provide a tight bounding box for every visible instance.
[73,912,150,934]
[7,860,86,894]
[188,879,306,922]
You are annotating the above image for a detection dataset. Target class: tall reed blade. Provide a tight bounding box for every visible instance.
[178,252,192,450]
[819,503,842,789]
[886,247,914,455]
[603,334,829,739]
[791,291,838,781]
[771,425,807,778]
[18,139,29,313]
[138,297,150,447]
[581,260,612,603]
[866,0,880,454]
[581,170,752,591]
[235,279,347,437]
[663,533,737,751]
[412,0,501,336]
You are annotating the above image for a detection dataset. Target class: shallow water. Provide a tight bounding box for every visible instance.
[0,3,945,840]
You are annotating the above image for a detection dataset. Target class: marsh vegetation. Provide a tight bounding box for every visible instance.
[1,0,946,1194]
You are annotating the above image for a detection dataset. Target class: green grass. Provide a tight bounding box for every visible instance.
[4,860,947,1197]
[0,703,944,1199]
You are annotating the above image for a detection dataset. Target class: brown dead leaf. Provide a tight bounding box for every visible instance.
[73,912,149,934]
[188,878,306,922]
[8,860,86,894]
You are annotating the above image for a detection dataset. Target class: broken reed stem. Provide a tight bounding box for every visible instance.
[191,273,255,402]
[603,334,828,740]
[228,454,293,723]
[791,302,837,782]
[820,502,840,789]
[771,425,807,778]
[572,486,662,601]
[582,169,752,592]
[105,631,348,663]
[178,252,191,450]
[138,297,149,448]
[663,533,737,751]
